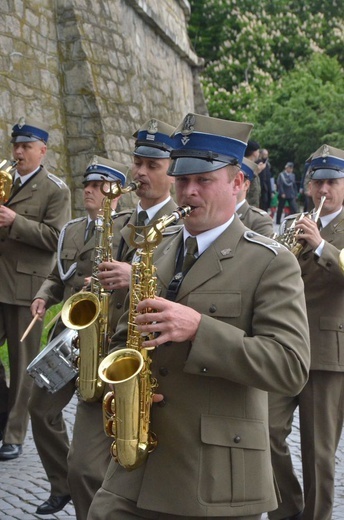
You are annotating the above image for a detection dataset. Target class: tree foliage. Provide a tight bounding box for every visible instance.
[188,0,344,173]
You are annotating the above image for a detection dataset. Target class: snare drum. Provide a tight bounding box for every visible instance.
[27,328,78,393]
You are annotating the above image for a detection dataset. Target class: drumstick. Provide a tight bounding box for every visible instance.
[20,314,40,342]
[44,310,62,331]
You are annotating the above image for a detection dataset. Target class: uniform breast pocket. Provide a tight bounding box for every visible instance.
[198,414,272,506]
[188,292,241,318]
[21,204,40,220]
[60,248,77,261]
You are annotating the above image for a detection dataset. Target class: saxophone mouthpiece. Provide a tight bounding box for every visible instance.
[126,180,141,192]
[174,205,192,220]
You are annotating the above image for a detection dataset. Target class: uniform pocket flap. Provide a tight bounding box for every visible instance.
[17,260,49,276]
[188,292,241,317]
[21,204,40,218]
[201,414,267,450]
[60,248,77,260]
[319,316,344,332]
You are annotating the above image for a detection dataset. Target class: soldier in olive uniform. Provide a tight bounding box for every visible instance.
[269,145,344,520]
[236,157,274,237]
[67,119,181,520]
[0,117,71,460]
[28,157,129,515]
[88,113,310,520]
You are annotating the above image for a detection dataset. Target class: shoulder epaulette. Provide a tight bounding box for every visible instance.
[61,216,86,233]
[244,230,284,256]
[249,206,269,216]
[112,209,134,220]
[162,224,183,236]
[47,173,68,189]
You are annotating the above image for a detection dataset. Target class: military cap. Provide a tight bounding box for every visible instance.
[309,144,344,180]
[11,116,49,144]
[241,157,259,182]
[82,156,128,186]
[168,113,253,175]
[133,119,175,158]
[285,162,294,168]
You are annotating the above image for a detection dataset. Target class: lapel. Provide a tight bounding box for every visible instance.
[156,215,244,302]
[237,200,249,221]
[71,219,94,253]
[321,207,344,244]
[120,199,178,257]
[300,207,344,255]
[6,168,44,206]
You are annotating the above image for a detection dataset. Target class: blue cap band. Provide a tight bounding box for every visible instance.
[11,123,49,143]
[310,155,344,171]
[172,131,245,165]
[135,130,175,153]
[84,164,126,186]
[241,162,255,181]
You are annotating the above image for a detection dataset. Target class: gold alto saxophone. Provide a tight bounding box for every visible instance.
[276,195,326,257]
[98,205,191,470]
[61,180,140,402]
[0,160,17,204]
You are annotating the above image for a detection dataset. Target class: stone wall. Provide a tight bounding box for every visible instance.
[0,0,206,215]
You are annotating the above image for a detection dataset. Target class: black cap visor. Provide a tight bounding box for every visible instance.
[134,145,171,159]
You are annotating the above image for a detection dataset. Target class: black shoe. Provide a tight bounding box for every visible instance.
[36,494,71,515]
[0,443,22,460]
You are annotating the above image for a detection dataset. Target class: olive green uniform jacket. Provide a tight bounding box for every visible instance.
[237,200,274,238]
[98,215,310,518]
[0,166,71,444]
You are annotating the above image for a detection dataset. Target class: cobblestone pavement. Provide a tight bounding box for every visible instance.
[0,394,343,520]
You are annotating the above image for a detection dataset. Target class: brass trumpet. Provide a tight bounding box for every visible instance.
[277,196,326,257]
[0,160,17,204]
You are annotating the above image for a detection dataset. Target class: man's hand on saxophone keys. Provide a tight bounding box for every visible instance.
[97,260,131,290]
[135,296,202,347]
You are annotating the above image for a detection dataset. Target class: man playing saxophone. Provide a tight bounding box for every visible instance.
[268,144,344,520]
[88,113,310,520]
[28,156,129,516]
[67,119,181,520]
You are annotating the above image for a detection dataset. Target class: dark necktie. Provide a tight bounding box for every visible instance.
[137,210,148,226]
[84,220,95,244]
[317,219,322,231]
[182,236,198,272]
[10,177,22,197]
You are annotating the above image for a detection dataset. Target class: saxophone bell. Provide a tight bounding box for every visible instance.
[98,349,157,469]
[61,291,100,330]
